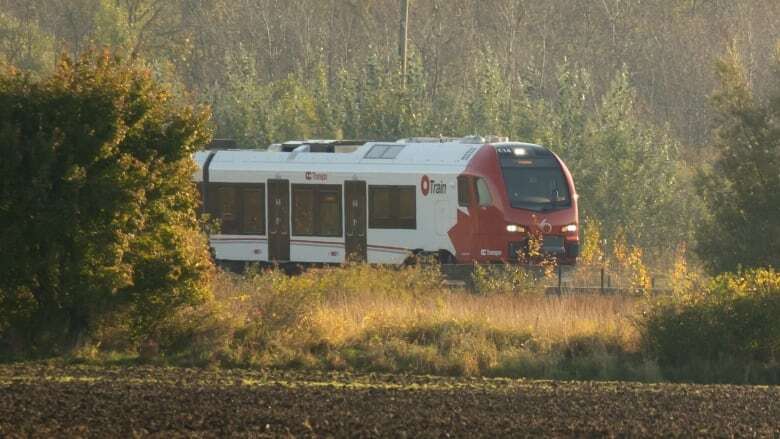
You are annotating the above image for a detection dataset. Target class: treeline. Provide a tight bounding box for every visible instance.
[1,0,778,145]
[0,0,777,267]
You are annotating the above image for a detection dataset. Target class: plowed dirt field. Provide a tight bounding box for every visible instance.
[0,365,778,437]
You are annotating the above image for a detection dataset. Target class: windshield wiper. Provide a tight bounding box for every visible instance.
[550,185,560,209]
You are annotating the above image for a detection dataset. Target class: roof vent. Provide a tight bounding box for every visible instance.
[364,144,405,159]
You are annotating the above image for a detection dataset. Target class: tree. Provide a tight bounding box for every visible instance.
[0,52,213,353]
[0,12,55,75]
[696,45,780,272]
[572,69,700,252]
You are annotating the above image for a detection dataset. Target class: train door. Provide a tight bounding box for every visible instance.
[456,175,480,261]
[267,179,290,261]
[474,177,504,259]
[344,180,367,262]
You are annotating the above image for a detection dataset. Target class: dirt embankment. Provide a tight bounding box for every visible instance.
[0,365,777,437]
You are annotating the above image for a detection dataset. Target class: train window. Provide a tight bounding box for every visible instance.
[205,184,265,235]
[218,186,239,233]
[371,188,393,221]
[292,184,343,236]
[242,188,265,234]
[398,187,416,223]
[476,178,493,207]
[369,185,416,229]
[457,176,471,207]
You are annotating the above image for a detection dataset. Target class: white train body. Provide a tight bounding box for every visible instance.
[193,138,579,266]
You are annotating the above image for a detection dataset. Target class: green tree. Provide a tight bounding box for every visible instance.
[696,46,780,272]
[467,56,510,136]
[265,74,320,143]
[576,69,699,251]
[0,12,55,76]
[0,52,213,353]
[210,46,270,148]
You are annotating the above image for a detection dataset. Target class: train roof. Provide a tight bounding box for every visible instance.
[193,137,551,182]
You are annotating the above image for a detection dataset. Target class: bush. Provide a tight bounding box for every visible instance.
[470,263,541,295]
[0,52,213,355]
[640,268,780,383]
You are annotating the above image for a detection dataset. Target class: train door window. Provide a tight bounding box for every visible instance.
[476,178,493,207]
[318,187,342,236]
[457,176,472,207]
[218,186,239,233]
[292,184,342,236]
[369,185,416,229]
[242,187,265,234]
[292,186,315,235]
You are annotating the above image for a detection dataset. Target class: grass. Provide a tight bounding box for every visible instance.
[6,252,777,385]
[95,264,658,381]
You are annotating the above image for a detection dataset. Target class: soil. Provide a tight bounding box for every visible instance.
[0,365,778,437]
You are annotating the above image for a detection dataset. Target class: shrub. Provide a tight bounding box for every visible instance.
[0,52,213,355]
[471,263,540,295]
[640,268,780,383]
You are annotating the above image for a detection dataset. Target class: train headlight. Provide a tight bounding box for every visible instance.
[506,224,525,233]
[562,224,577,233]
[513,148,527,156]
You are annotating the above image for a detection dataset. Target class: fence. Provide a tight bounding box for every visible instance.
[441,263,674,296]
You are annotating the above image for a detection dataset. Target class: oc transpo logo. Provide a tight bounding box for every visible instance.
[305,171,327,181]
[420,175,446,196]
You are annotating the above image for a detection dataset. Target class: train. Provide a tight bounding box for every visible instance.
[193,136,579,267]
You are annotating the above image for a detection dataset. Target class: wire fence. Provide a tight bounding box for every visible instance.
[441,263,675,296]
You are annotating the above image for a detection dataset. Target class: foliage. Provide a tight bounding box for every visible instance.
[578,218,604,266]
[641,268,780,383]
[696,45,780,272]
[0,52,213,354]
[574,69,702,251]
[0,12,54,75]
[611,230,652,294]
[470,263,538,295]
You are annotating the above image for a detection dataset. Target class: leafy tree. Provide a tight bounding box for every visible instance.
[0,52,213,353]
[696,46,780,272]
[397,50,432,137]
[266,74,320,143]
[307,60,342,140]
[0,12,55,76]
[210,46,271,148]
[548,70,701,252]
[466,55,510,136]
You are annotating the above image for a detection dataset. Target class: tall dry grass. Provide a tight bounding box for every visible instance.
[315,290,639,349]
[79,263,660,380]
[162,264,656,380]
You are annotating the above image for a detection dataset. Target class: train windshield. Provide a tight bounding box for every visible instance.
[501,166,571,211]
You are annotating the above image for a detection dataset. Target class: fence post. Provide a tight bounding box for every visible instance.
[557,265,562,291]
[600,267,605,294]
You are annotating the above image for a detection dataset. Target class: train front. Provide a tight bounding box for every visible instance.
[476,143,580,265]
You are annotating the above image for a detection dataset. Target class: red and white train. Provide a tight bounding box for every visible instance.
[193,136,579,266]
